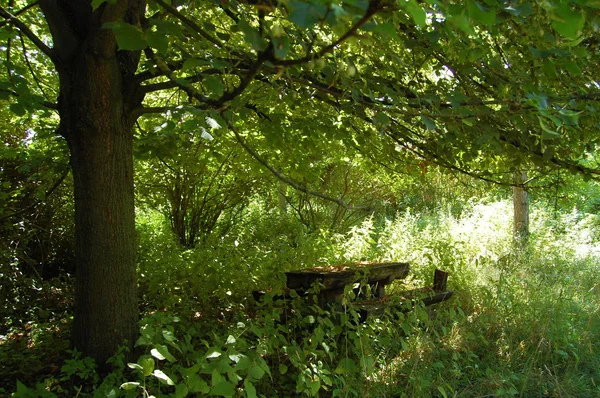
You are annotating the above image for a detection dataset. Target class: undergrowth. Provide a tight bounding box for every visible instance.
[3,200,599,397]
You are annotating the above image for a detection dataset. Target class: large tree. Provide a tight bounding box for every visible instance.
[2,0,600,365]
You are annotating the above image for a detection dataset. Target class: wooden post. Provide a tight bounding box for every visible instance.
[433,269,448,292]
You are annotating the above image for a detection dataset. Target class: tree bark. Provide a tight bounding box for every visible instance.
[39,0,145,366]
[513,170,529,241]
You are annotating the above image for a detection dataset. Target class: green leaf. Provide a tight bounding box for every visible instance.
[210,381,235,397]
[175,384,189,398]
[248,364,265,380]
[91,0,116,11]
[146,29,169,53]
[421,115,437,131]
[244,379,257,398]
[279,364,288,375]
[272,35,290,59]
[308,379,321,396]
[187,374,210,393]
[238,20,267,52]
[204,76,225,97]
[103,21,146,51]
[120,382,140,391]
[335,358,357,374]
[151,344,176,362]
[140,357,155,377]
[206,348,222,359]
[403,0,427,27]
[288,1,328,28]
[151,19,187,42]
[153,369,175,385]
[550,4,585,39]
[467,0,496,26]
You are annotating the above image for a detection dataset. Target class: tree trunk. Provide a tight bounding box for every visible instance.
[278,180,288,214]
[513,170,529,241]
[63,55,139,366]
[38,0,145,366]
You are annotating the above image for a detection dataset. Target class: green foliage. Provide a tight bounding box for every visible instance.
[6,198,600,396]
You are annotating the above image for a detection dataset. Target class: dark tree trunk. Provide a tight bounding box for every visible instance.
[39,0,145,366]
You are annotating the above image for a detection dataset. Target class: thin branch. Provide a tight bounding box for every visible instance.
[151,0,225,49]
[274,1,382,66]
[0,88,58,109]
[139,68,228,94]
[19,34,49,100]
[0,5,55,60]
[0,169,69,222]
[0,1,37,28]
[226,116,371,211]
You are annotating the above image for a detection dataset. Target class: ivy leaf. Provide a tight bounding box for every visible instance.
[103,21,146,51]
[550,4,585,39]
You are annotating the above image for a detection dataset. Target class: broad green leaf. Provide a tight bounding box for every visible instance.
[550,4,584,39]
[247,364,265,380]
[204,76,225,97]
[140,357,155,377]
[187,374,210,393]
[308,379,321,396]
[120,382,140,391]
[421,115,437,131]
[153,369,175,385]
[146,29,169,53]
[151,19,187,41]
[182,58,208,71]
[467,0,496,26]
[175,384,189,398]
[127,363,143,371]
[91,0,116,11]
[210,381,235,397]
[403,0,427,27]
[238,20,267,51]
[272,35,290,59]
[151,344,177,362]
[288,1,328,28]
[206,348,222,359]
[244,379,257,398]
[102,21,146,51]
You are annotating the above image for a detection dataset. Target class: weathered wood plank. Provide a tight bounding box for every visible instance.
[285,261,410,291]
[353,288,454,317]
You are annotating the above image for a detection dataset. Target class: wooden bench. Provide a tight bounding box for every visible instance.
[253,263,453,320]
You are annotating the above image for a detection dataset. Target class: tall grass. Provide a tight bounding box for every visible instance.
[131,199,600,397]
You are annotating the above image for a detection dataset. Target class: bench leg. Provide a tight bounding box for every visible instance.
[433,269,449,292]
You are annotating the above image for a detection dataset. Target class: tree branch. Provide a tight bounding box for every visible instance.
[225,116,371,211]
[151,0,225,49]
[0,5,55,61]
[273,0,382,66]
